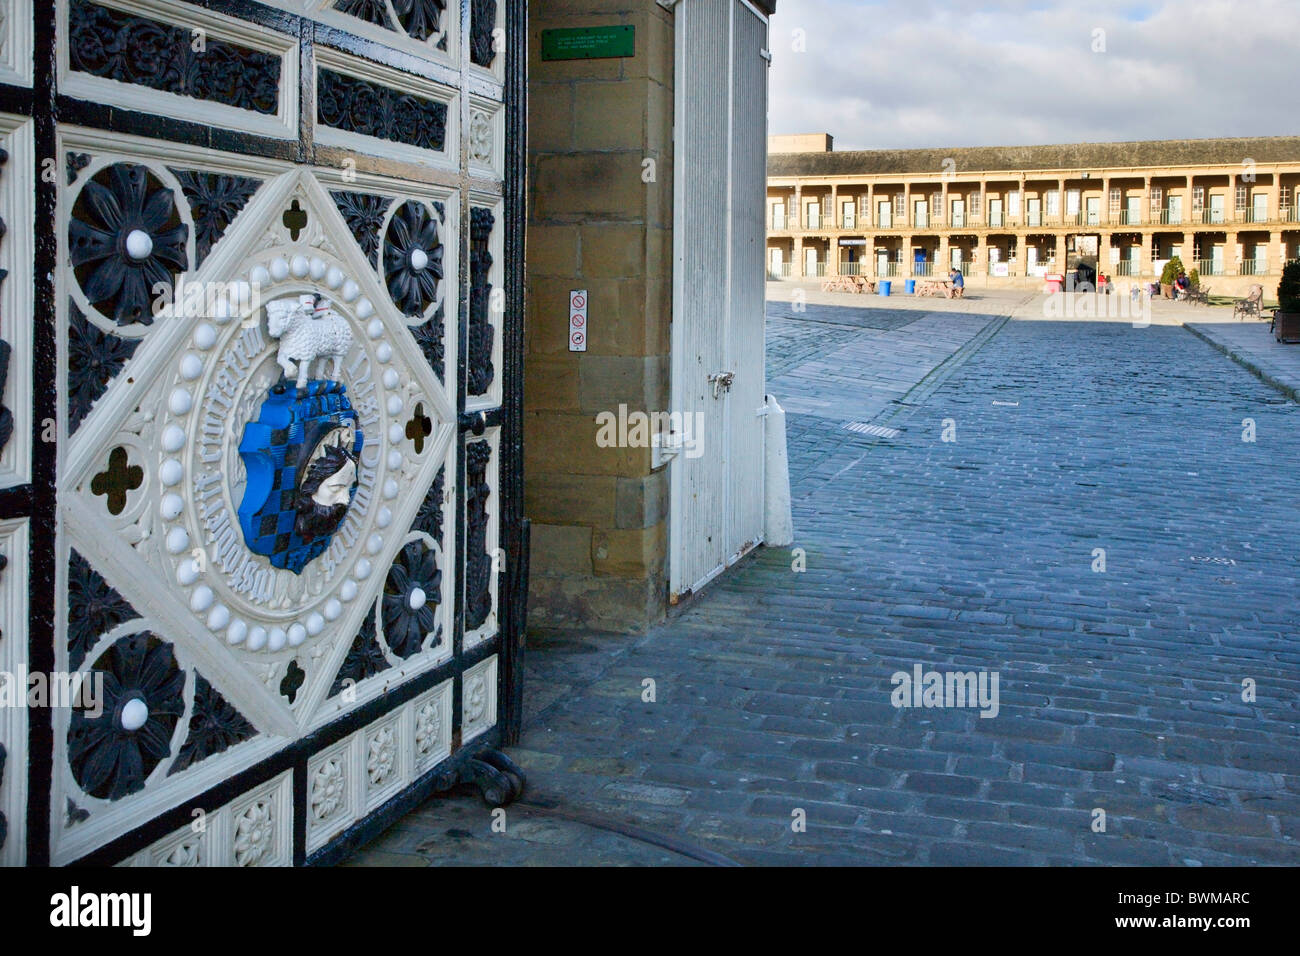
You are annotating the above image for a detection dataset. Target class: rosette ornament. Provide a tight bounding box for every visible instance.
[383,200,443,316]
[382,541,441,658]
[67,634,185,800]
[69,164,189,326]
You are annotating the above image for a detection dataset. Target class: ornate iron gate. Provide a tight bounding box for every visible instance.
[0,0,526,866]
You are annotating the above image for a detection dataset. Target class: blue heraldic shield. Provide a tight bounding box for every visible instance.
[238,380,365,574]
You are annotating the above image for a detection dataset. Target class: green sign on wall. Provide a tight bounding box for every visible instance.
[541,25,635,61]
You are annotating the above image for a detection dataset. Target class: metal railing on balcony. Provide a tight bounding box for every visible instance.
[767,263,792,279]
[913,262,934,277]
[771,215,787,231]
[1118,210,1141,225]
[841,216,856,230]
[958,262,975,277]
[839,261,866,276]
[988,214,1004,228]
[807,261,826,277]
[1239,259,1268,276]
[877,262,901,278]
[1242,210,1269,224]
[1283,207,1300,223]
[1193,258,1220,277]
[1114,261,1142,276]
[1157,210,1183,225]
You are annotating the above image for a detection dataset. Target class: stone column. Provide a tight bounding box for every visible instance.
[525,0,678,631]
[1226,230,1239,276]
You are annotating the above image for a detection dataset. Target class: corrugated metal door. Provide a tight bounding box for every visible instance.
[670,0,770,600]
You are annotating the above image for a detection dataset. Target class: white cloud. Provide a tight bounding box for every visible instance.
[768,0,1300,149]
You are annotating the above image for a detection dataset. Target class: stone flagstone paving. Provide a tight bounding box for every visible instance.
[350,296,1300,866]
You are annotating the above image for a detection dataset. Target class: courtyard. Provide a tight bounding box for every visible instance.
[351,285,1300,866]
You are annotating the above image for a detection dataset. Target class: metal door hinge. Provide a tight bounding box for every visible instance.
[652,426,681,468]
[707,370,735,399]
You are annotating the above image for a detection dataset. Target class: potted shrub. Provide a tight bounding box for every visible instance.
[1189,267,1200,290]
[1160,256,1184,298]
[1276,260,1300,343]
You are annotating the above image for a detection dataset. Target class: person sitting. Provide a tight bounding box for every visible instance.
[1173,271,1191,299]
[947,268,965,298]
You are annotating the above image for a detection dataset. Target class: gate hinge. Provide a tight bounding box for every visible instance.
[652,425,681,468]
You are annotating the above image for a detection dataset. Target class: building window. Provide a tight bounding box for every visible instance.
[893,193,905,217]
[822,195,832,219]
[969,190,981,218]
[1008,190,1021,217]
[787,195,797,220]
[1046,190,1060,216]
[931,192,941,218]
[1281,184,1292,210]
[859,195,871,219]
[1236,183,1247,211]
[1150,186,1163,214]
[1192,185,1204,213]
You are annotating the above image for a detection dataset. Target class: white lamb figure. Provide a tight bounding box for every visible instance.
[265,294,354,388]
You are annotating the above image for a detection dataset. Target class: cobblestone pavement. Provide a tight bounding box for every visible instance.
[351,297,1300,867]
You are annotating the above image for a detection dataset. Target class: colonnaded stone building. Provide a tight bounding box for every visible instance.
[766,133,1300,295]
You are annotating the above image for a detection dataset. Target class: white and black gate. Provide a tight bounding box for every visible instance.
[0,0,527,866]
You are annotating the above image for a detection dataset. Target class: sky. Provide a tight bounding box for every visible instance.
[767,0,1300,151]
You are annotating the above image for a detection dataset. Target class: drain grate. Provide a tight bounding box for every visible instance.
[843,421,901,439]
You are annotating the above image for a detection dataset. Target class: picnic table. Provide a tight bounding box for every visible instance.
[821,276,876,294]
[915,278,954,297]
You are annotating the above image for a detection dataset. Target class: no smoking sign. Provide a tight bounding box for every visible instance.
[568,289,588,352]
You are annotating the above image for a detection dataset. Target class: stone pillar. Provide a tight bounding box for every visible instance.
[793,234,804,278]
[938,234,950,273]
[900,234,913,277]
[830,183,839,231]
[1053,234,1065,270]
[525,1,677,632]
[1226,231,1239,275]
[1143,175,1152,226]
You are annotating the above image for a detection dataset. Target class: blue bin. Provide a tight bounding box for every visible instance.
[878,280,891,296]
[905,279,916,294]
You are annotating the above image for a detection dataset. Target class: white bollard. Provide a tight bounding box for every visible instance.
[763,394,794,547]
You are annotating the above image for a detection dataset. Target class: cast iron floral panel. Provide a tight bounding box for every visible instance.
[68,0,281,114]
[317,68,448,153]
